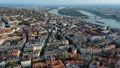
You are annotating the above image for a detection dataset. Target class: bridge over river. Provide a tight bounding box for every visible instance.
[79,15,101,19]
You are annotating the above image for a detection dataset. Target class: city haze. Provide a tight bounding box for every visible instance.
[0,0,120,5]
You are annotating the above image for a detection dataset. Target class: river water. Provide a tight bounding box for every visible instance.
[49,9,120,29]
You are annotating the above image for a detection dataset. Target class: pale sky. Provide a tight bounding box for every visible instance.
[0,0,119,5]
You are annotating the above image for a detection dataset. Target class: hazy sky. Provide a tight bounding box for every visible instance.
[0,0,119,5]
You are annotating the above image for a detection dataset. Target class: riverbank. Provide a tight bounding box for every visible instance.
[49,8,120,29]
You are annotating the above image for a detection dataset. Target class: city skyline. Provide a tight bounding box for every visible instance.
[0,0,119,5]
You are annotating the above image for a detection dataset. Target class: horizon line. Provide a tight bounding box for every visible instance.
[0,3,120,6]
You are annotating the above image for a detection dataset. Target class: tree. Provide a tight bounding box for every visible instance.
[55,34,62,40]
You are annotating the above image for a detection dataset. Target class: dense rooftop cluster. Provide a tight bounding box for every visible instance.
[0,6,120,68]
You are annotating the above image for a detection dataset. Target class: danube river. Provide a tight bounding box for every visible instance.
[49,9,120,29]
